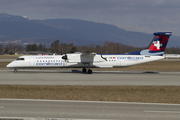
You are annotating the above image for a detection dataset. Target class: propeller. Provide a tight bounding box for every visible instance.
[62,53,68,60]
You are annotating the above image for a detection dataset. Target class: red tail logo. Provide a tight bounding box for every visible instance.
[149,35,169,51]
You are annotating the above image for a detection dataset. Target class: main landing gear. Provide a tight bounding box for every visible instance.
[82,68,92,74]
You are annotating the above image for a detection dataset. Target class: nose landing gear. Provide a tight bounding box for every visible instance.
[14,68,18,72]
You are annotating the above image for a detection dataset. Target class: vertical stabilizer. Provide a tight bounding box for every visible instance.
[125,32,172,56]
[148,32,172,52]
[140,32,172,56]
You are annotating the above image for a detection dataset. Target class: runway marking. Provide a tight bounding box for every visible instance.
[0,117,88,120]
[144,110,180,114]
[1,98,180,106]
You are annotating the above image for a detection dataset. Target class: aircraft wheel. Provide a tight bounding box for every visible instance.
[82,68,87,73]
[88,69,92,74]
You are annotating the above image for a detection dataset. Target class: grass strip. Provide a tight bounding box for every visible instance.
[1,85,180,104]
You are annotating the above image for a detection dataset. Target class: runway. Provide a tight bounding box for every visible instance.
[1,99,180,120]
[0,68,180,86]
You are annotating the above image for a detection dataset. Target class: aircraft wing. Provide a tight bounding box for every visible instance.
[64,52,106,63]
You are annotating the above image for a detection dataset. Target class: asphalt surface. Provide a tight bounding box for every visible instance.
[0,68,180,86]
[1,99,180,120]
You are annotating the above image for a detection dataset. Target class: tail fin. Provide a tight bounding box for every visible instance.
[125,32,172,56]
[141,32,172,56]
[148,32,172,52]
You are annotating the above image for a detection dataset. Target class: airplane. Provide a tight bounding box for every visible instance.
[6,32,172,74]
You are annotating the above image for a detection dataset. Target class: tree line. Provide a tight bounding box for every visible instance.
[0,40,180,54]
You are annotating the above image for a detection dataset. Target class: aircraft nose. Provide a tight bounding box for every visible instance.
[6,62,14,68]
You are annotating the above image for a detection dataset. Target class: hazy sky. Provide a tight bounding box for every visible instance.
[0,0,180,35]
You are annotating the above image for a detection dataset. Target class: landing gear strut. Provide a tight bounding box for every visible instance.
[14,68,18,72]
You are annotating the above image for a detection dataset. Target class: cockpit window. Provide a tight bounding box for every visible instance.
[16,58,25,60]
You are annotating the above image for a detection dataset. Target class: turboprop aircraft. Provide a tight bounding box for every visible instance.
[7,32,172,74]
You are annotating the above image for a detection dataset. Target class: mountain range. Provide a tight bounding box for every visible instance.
[0,13,179,47]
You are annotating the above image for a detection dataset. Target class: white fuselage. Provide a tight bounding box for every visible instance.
[6,54,164,69]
